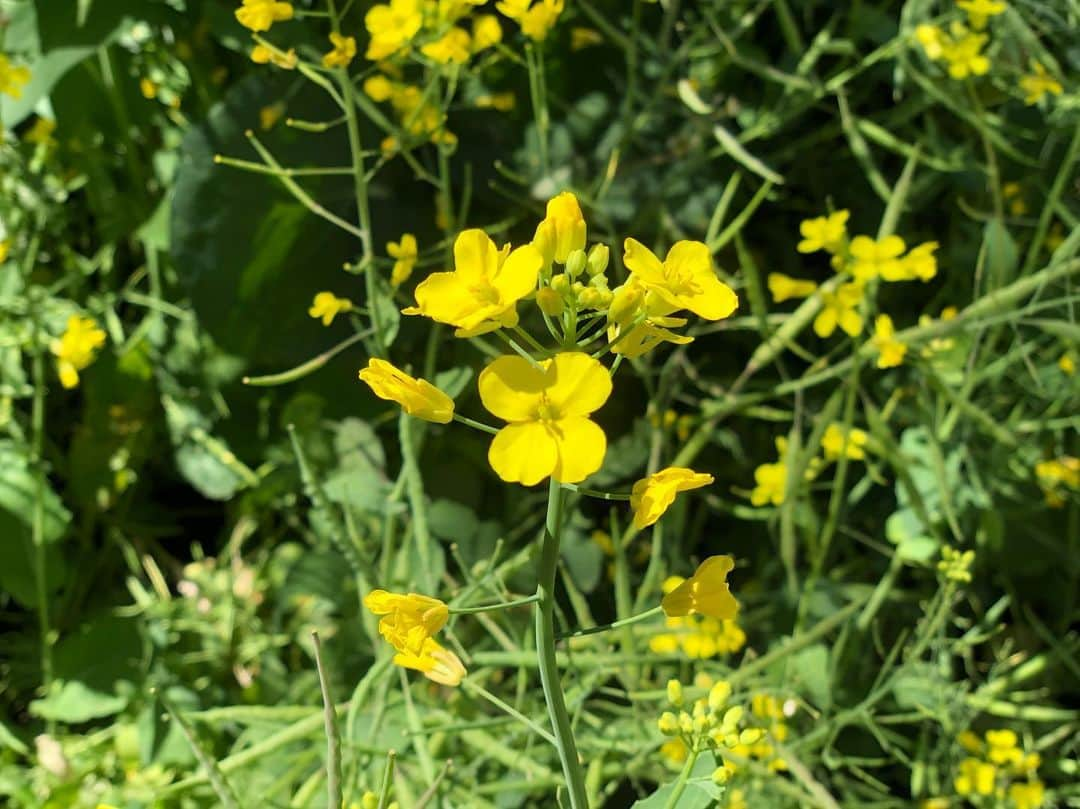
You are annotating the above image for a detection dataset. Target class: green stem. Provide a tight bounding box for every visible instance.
[399,413,435,592]
[462,680,557,744]
[536,478,589,809]
[28,298,53,721]
[558,606,662,640]
[663,747,700,809]
[451,594,540,614]
[452,413,500,435]
[311,632,341,809]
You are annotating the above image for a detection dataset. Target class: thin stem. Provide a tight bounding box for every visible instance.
[462,680,557,745]
[557,606,662,640]
[560,484,631,502]
[536,478,589,809]
[400,413,436,592]
[452,413,500,435]
[451,594,540,614]
[28,293,53,722]
[311,632,342,809]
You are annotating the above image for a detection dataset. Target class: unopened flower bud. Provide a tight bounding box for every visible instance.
[708,680,732,712]
[608,282,643,325]
[712,765,731,785]
[679,712,694,734]
[565,248,587,278]
[550,273,570,294]
[658,711,680,735]
[666,679,684,708]
[587,243,610,276]
[536,287,565,316]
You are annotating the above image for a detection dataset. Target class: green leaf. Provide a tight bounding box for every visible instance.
[30,680,127,723]
[790,644,832,710]
[631,753,723,808]
[983,219,1019,291]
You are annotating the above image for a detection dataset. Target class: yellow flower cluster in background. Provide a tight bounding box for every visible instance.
[938,545,975,583]
[363,590,466,685]
[925,729,1045,809]
[1034,456,1078,507]
[308,291,353,326]
[0,53,32,99]
[235,0,294,32]
[749,424,872,509]
[50,315,107,389]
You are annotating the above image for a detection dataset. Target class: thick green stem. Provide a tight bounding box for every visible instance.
[663,747,700,809]
[536,478,589,809]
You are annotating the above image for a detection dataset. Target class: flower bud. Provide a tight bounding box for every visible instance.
[711,765,731,785]
[536,287,565,316]
[657,711,680,736]
[550,273,570,294]
[666,679,684,708]
[608,282,644,326]
[708,680,732,712]
[587,243,610,276]
[565,248,587,278]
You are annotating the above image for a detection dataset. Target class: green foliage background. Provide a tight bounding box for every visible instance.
[1,0,1078,807]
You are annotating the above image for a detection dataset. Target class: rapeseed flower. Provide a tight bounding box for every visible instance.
[365,0,423,60]
[478,352,611,485]
[813,281,864,338]
[797,210,849,254]
[472,15,503,51]
[235,0,294,32]
[751,458,786,506]
[1019,61,1063,105]
[955,757,996,796]
[1060,353,1075,376]
[848,235,906,281]
[623,238,738,321]
[767,273,818,303]
[363,590,466,685]
[915,25,947,60]
[422,28,472,65]
[938,545,975,583]
[0,54,31,99]
[24,117,56,146]
[251,44,297,69]
[308,291,352,325]
[322,33,357,68]
[359,359,455,423]
[498,0,564,42]
[892,240,939,282]
[1009,781,1045,809]
[942,24,990,79]
[661,555,738,620]
[534,191,587,265]
[51,315,107,389]
[821,423,868,461]
[630,467,714,528]
[474,92,516,111]
[871,314,907,368]
[957,0,1007,30]
[405,229,542,336]
[387,233,418,287]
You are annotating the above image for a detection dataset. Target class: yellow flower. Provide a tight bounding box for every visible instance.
[571,27,603,50]
[362,590,466,685]
[767,273,817,303]
[750,460,785,506]
[915,24,946,60]
[50,315,107,389]
[405,230,541,336]
[955,757,996,796]
[307,291,352,325]
[623,238,738,321]
[478,352,611,485]
[958,730,984,754]
[630,467,714,528]
[235,0,294,32]
[472,15,503,51]
[985,729,1020,764]
[813,281,864,338]
[821,423,868,461]
[0,240,9,262]
[533,191,587,265]
[848,235,906,281]
[661,556,738,620]
[322,33,357,69]
[250,44,297,69]
[607,283,694,358]
[0,54,31,99]
[1020,60,1063,105]
[359,358,455,424]
[387,233,418,287]
[365,0,423,60]
[536,287,564,316]
[660,738,689,765]
[498,0,564,42]
[1008,781,1045,809]
[938,545,974,582]
[259,102,285,130]
[942,25,990,79]
[1059,353,1075,376]
[24,117,56,146]
[475,92,516,111]
[890,240,939,282]
[422,28,472,65]
[363,74,396,102]
[797,210,849,253]
[139,77,158,99]
[871,314,907,368]
[957,0,1007,30]
[919,799,950,809]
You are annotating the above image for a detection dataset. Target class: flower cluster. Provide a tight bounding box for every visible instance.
[938,545,975,583]
[749,423,873,508]
[657,678,764,784]
[0,53,31,100]
[308,291,353,326]
[1034,456,1078,507]
[362,590,466,685]
[50,315,107,389]
[922,729,1045,809]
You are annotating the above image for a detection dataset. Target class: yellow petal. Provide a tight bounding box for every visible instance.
[453,228,499,282]
[488,422,558,485]
[490,244,542,303]
[543,352,612,417]
[551,416,606,483]
[478,355,546,422]
[623,237,666,285]
[410,271,479,325]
